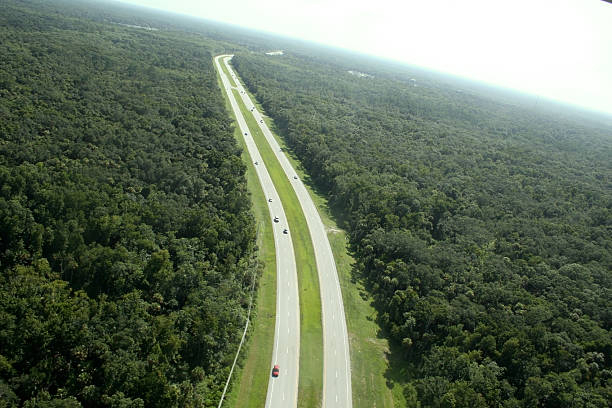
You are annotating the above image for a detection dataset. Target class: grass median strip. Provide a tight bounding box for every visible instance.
[219,57,238,88]
[231,86,324,408]
[214,59,274,408]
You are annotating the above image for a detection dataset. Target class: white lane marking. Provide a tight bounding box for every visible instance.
[336,370,338,378]
[283,392,285,401]
[286,347,289,354]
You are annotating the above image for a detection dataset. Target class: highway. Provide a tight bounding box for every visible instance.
[221,55,353,408]
[215,55,300,408]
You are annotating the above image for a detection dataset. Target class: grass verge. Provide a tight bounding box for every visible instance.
[214,58,275,408]
[230,62,400,407]
[232,87,323,408]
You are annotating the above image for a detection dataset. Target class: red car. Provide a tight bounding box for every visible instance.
[272,364,280,377]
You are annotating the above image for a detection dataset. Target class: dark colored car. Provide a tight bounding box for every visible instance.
[283,229,288,234]
[272,364,280,377]
[274,216,279,223]
[268,198,272,202]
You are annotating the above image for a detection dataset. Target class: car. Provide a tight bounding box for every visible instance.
[273,216,279,223]
[260,120,263,123]
[272,364,280,377]
[244,132,248,136]
[293,176,298,180]
[268,198,272,202]
[254,161,258,165]
[283,229,288,234]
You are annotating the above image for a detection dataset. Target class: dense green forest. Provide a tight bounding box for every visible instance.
[0,1,259,406]
[231,53,612,406]
[2,0,611,406]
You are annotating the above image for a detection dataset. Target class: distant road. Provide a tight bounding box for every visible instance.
[222,56,353,408]
[215,55,300,408]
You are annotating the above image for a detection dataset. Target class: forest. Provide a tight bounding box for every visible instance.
[0,1,259,406]
[2,0,612,406]
[231,52,612,407]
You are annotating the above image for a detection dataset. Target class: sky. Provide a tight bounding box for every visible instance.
[119,0,612,115]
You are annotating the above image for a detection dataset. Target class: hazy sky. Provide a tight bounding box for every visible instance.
[120,0,612,115]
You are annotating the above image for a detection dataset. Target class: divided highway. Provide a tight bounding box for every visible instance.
[219,55,353,408]
[215,55,300,408]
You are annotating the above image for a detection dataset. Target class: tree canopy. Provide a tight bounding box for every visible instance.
[231,51,612,407]
[0,1,259,406]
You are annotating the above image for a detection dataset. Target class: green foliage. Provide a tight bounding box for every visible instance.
[230,50,612,406]
[0,1,258,406]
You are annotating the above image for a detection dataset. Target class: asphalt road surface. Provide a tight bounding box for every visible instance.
[215,55,300,408]
[222,55,353,408]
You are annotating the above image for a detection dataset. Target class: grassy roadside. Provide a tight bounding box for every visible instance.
[278,152,400,407]
[231,87,323,408]
[269,139,400,408]
[214,58,275,408]
[229,61,400,407]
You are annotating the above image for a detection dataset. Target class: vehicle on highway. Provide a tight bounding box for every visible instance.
[254,161,258,165]
[283,229,288,234]
[244,132,248,136]
[293,176,298,180]
[260,120,263,123]
[274,216,279,223]
[268,198,272,202]
[272,365,280,377]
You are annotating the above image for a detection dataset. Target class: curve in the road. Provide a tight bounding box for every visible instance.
[215,55,300,408]
[223,56,353,408]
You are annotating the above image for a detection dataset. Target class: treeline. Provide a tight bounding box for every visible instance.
[0,1,258,407]
[232,52,612,406]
